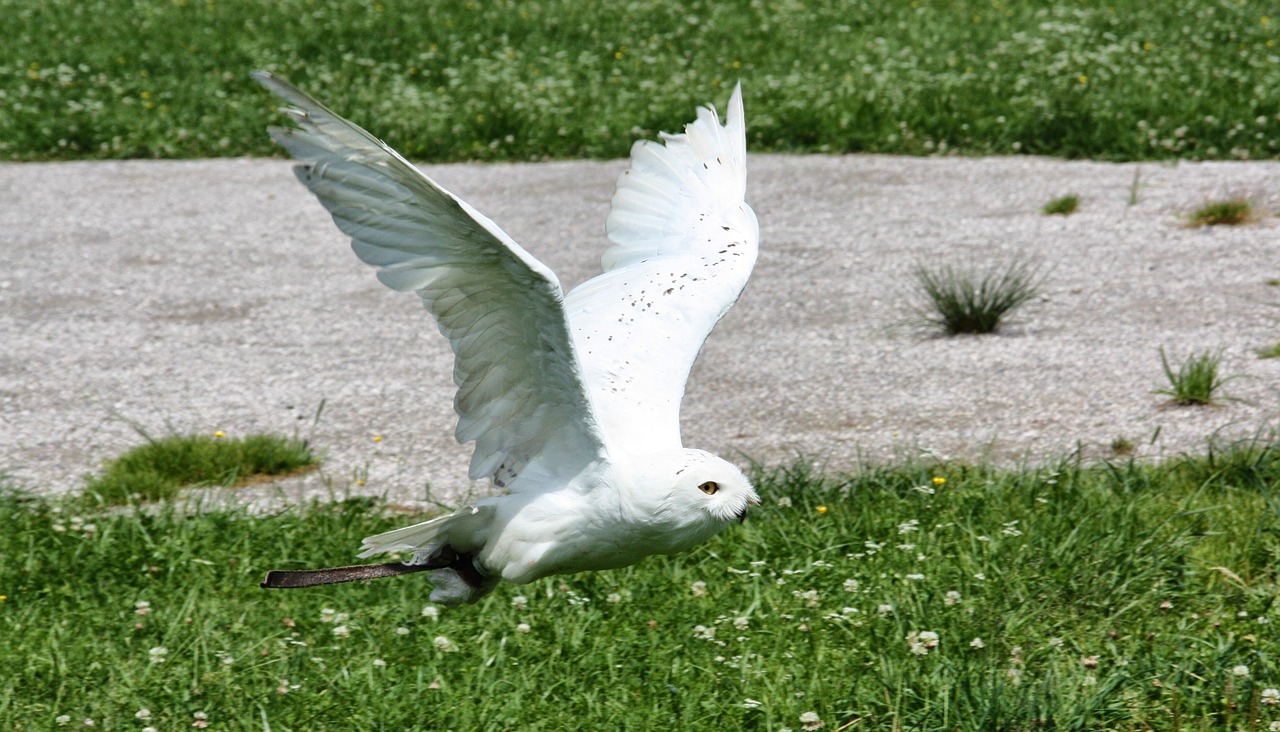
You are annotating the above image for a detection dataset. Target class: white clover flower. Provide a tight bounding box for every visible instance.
[1048,637,1064,648]
[1232,664,1250,678]
[134,600,152,616]
[606,593,622,604]
[1270,721,1280,732]
[372,658,387,667]
[395,626,410,635]
[898,519,920,534]
[800,710,824,729]
[776,496,793,508]
[421,605,440,619]
[81,720,94,728]
[433,635,458,653]
[143,728,158,732]
[742,698,762,709]
[148,646,168,664]
[793,589,820,607]
[1261,687,1280,705]
[1001,521,1023,537]
[970,638,985,649]
[192,711,208,728]
[905,573,925,581]
[843,579,859,592]
[516,623,531,633]
[693,624,716,640]
[511,595,528,610]
[691,581,708,597]
[332,625,350,639]
[1082,674,1097,686]
[974,572,986,580]
[222,655,234,665]
[944,590,961,606]
[877,604,893,617]
[319,608,336,623]
[733,616,750,630]
[907,630,939,655]
[135,709,151,720]
[56,715,71,726]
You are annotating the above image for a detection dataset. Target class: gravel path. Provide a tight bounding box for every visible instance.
[2,155,1278,505]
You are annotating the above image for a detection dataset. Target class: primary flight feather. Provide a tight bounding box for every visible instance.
[253,71,760,605]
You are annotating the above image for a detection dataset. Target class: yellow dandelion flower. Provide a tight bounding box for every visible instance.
[932,476,947,486]
[213,431,225,438]
[0,595,7,601]
[815,505,828,514]
[1143,41,1154,51]
[372,435,382,443]
[1077,75,1088,84]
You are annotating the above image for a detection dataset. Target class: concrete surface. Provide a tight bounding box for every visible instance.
[2,155,1278,506]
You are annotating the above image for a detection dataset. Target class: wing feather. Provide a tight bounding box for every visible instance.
[565,83,758,456]
[253,70,605,486]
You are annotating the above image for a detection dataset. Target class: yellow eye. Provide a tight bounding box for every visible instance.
[699,481,719,495]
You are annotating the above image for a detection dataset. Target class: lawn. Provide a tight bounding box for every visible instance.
[4,0,1278,162]
[3,442,1278,730]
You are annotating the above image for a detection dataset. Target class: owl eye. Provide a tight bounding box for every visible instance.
[698,481,719,495]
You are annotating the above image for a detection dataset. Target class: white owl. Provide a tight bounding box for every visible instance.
[253,71,760,605]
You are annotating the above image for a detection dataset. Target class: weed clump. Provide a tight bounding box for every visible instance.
[1188,199,1254,227]
[912,257,1045,335]
[84,432,318,503]
[1154,348,1238,406]
[1042,194,1080,215]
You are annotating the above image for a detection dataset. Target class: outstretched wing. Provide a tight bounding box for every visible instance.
[564,83,758,456]
[253,70,605,486]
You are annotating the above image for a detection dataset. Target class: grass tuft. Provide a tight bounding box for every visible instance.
[1154,348,1238,406]
[83,432,319,504]
[1256,343,1280,359]
[1188,199,1255,227]
[912,257,1045,335]
[1041,194,1080,215]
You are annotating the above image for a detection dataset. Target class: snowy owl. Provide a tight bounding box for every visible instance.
[253,71,760,605]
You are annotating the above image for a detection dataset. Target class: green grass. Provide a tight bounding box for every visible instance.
[1258,343,1280,359]
[1042,193,1080,215]
[4,443,1279,730]
[1188,199,1256,227]
[1155,348,1238,406]
[83,432,319,504]
[912,258,1045,335]
[4,0,1278,162]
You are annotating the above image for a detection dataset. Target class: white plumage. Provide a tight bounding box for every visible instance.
[253,71,760,605]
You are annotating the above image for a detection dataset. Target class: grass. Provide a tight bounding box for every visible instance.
[1042,193,1080,215]
[83,432,319,504]
[1188,199,1256,227]
[3,442,1280,730]
[912,257,1045,335]
[3,0,1279,162]
[1258,343,1280,359]
[1155,348,1238,406]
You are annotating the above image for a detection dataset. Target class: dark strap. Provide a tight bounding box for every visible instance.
[261,561,437,589]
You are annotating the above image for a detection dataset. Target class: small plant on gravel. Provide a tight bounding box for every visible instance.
[1257,343,1280,359]
[1154,348,1238,406]
[912,257,1045,335]
[1041,194,1079,215]
[1110,436,1135,456]
[1187,199,1254,227]
[84,432,319,504]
